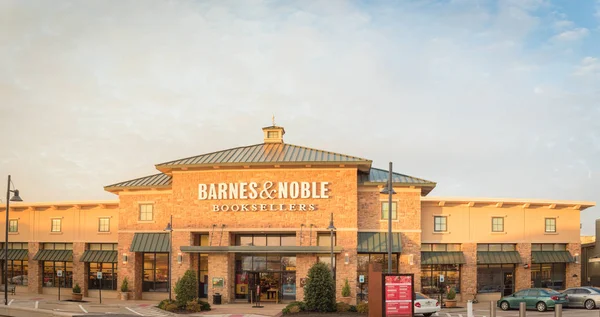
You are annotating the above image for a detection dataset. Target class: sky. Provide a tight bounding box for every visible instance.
[0,0,599,234]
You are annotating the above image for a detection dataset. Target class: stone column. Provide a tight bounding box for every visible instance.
[28,242,42,294]
[566,243,581,288]
[515,243,531,291]
[118,233,142,299]
[207,253,230,303]
[336,231,358,304]
[460,243,477,303]
[72,242,87,297]
[171,231,193,297]
[295,254,317,301]
[399,232,422,292]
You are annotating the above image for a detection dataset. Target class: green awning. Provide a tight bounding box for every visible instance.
[181,246,343,254]
[421,252,466,265]
[33,250,73,262]
[0,249,28,261]
[357,232,401,253]
[80,250,118,263]
[130,233,170,252]
[532,251,574,263]
[477,251,522,264]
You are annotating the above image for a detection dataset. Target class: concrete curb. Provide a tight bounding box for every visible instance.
[0,305,77,317]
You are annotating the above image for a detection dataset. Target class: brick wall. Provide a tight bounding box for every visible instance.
[28,242,42,294]
[399,232,421,291]
[73,242,86,296]
[516,243,531,291]
[566,243,581,288]
[296,254,317,301]
[460,243,477,302]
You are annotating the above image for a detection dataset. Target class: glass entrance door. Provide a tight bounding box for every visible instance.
[503,272,514,296]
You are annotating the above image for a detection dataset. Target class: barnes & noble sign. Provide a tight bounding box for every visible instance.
[198,181,330,212]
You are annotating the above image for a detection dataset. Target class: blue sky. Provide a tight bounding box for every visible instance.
[0,0,599,233]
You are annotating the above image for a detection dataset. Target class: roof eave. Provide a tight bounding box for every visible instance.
[104,185,173,192]
[156,161,373,172]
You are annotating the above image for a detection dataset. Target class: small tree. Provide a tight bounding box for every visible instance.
[342,278,351,297]
[120,277,129,292]
[447,287,456,300]
[73,283,81,294]
[304,262,336,312]
[175,269,198,307]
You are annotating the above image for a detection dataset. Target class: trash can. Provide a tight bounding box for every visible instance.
[213,293,222,305]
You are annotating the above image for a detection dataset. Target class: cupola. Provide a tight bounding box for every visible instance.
[262,116,285,143]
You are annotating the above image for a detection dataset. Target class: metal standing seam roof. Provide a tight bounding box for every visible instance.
[180,246,344,254]
[104,173,172,189]
[531,251,574,263]
[357,232,402,253]
[32,250,73,262]
[130,233,170,252]
[156,143,372,167]
[0,249,28,261]
[80,250,118,263]
[477,251,522,264]
[421,252,467,265]
[360,168,436,185]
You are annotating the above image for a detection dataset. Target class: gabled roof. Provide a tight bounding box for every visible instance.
[359,167,436,195]
[155,143,372,172]
[104,173,172,191]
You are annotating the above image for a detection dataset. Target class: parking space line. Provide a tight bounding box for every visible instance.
[7,299,13,306]
[79,305,88,313]
[126,307,144,316]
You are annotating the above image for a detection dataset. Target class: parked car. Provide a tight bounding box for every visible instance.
[562,287,600,310]
[415,292,440,317]
[497,288,568,312]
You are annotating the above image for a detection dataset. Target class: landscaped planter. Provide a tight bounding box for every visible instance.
[72,293,83,301]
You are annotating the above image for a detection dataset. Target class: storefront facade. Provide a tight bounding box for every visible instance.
[0,125,594,303]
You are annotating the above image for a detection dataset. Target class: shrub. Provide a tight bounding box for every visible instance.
[282,301,305,315]
[165,303,178,312]
[304,262,336,312]
[447,287,456,300]
[336,302,351,312]
[349,305,357,312]
[175,270,198,307]
[158,299,175,310]
[198,299,211,311]
[72,283,81,294]
[342,278,351,297]
[120,277,129,292]
[357,302,369,313]
[186,299,202,312]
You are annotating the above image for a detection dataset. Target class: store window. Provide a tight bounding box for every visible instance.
[492,217,504,232]
[51,219,62,232]
[234,254,297,301]
[139,204,153,221]
[88,243,118,251]
[42,243,73,288]
[235,234,296,246]
[89,263,117,290]
[545,218,556,233]
[531,244,567,251]
[143,253,169,292]
[98,218,110,232]
[267,131,279,138]
[8,220,18,233]
[317,233,336,247]
[0,242,28,286]
[421,264,461,295]
[531,263,566,290]
[356,253,399,300]
[477,244,515,252]
[422,244,461,252]
[434,216,447,232]
[381,202,398,220]
[477,264,515,295]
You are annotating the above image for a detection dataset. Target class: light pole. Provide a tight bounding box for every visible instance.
[4,175,23,305]
[327,213,336,273]
[164,215,173,301]
[380,162,396,273]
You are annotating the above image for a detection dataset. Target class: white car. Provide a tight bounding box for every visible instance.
[414,292,441,317]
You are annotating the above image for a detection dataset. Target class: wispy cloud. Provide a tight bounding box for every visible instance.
[554,20,574,29]
[552,27,590,41]
[574,57,600,76]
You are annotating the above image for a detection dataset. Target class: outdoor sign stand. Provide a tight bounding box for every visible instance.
[57,270,63,301]
[97,271,103,304]
[359,274,365,302]
[252,285,263,308]
[382,273,414,317]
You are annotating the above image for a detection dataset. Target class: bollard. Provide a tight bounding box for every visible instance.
[519,302,526,317]
[490,301,496,317]
[555,304,562,317]
[467,300,474,317]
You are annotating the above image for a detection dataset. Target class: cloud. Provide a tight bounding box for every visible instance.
[573,57,600,76]
[552,28,590,41]
[554,20,574,29]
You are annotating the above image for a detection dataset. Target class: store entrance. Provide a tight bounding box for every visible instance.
[235,253,297,303]
[243,271,283,303]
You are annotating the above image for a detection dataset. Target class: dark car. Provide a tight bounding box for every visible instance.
[497,288,568,312]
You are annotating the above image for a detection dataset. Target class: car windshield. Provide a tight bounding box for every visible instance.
[543,289,561,295]
[416,293,428,299]
[591,288,600,294]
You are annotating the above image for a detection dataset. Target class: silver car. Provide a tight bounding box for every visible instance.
[562,287,600,310]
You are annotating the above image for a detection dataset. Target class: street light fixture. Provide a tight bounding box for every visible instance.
[4,175,23,305]
[380,162,396,274]
[164,215,173,301]
[327,213,336,273]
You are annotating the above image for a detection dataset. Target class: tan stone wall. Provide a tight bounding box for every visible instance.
[117,232,143,299]
[28,242,42,294]
[296,254,317,301]
[72,242,86,296]
[399,232,421,291]
[516,243,532,291]
[566,243,581,288]
[460,243,477,302]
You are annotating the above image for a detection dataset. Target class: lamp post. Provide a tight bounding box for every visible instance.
[380,162,396,274]
[4,175,23,305]
[164,215,173,301]
[327,213,336,273]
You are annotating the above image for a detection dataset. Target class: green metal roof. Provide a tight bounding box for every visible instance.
[359,168,436,186]
[33,250,73,262]
[180,246,343,254]
[357,232,402,253]
[0,249,28,261]
[156,143,372,168]
[477,251,522,264]
[80,250,118,263]
[532,251,574,263]
[105,173,172,190]
[130,233,170,252]
[421,252,466,265]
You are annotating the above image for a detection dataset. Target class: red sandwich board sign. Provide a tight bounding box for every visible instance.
[382,273,415,317]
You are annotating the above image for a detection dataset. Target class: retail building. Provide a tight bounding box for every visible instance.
[0,125,595,303]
